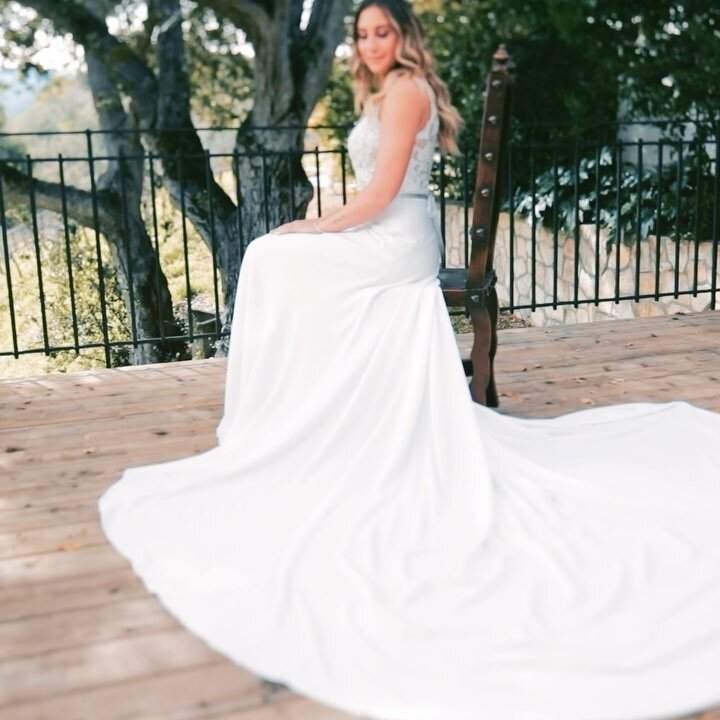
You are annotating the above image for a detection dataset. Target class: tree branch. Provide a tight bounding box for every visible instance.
[288,0,304,38]
[0,161,118,232]
[85,52,144,196]
[153,0,194,132]
[301,0,352,109]
[23,0,158,126]
[195,0,271,45]
[304,0,349,44]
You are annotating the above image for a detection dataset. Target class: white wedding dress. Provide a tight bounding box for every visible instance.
[98,77,720,720]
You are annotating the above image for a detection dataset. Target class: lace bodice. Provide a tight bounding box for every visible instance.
[347,76,439,194]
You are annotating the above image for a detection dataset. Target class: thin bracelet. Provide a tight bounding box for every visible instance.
[313,220,324,233]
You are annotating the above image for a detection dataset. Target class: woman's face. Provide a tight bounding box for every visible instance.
[356,5,400,80]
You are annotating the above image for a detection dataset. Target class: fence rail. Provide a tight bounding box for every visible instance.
[1,125,718,374]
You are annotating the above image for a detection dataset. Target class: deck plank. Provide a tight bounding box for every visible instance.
[0,596,177,661]
[1,662,318,720]
[0,629,229,705]
[1,310,719,720]
[0,568,147,624]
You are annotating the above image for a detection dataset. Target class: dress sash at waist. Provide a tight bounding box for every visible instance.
[396,192,444,256]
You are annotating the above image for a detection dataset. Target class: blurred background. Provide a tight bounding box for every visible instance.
[1,0,718,376]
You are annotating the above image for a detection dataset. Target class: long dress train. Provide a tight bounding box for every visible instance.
[98,77,720,720]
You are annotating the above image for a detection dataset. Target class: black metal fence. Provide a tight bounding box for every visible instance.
[0,123,718,374]
[504,131,719,315]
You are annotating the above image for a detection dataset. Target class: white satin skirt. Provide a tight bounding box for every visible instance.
[99,196,720,720]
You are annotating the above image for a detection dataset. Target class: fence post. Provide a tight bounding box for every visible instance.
[712,121,719,310]
[58,154,80,352]
[0,159,19,357]
[26,154,50,354]
[86,130,112,367]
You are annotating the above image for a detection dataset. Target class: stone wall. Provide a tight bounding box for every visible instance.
[443,201,719,326]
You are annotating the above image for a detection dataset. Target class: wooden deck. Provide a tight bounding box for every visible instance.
[2,310,720,720]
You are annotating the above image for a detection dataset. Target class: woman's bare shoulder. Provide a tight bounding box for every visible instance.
[379,74,429,122]
[386,73,427,102]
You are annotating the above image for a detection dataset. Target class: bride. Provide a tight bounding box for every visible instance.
[98,1,720,718]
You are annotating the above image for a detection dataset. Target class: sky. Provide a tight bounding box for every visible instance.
[0,67,51,118]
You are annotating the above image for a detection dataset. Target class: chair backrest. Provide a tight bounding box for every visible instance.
[467,44,515,301]
[439,44,514,407]
[440,45,515,309]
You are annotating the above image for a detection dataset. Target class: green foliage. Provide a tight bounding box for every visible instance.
[0,225,131,377]
[321,1,720,148]
[512,141,717,246]
[315,0,720,250]
[318,54,355,147]
[183,4,254,126]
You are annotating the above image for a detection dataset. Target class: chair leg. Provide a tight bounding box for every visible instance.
[468,293,500,408]
[485,287,499,408]
[468,306,492,405]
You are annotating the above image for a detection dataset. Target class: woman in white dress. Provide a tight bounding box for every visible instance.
[98,1,720,718]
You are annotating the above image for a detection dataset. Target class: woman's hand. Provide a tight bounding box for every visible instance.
[270,218,322,235]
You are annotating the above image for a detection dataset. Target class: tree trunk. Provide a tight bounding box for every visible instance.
[150,0,241,335]
[232,122,314,290]
[86,54,188,364]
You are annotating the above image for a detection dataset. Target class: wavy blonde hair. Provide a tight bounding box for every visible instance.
[350,0,463,155]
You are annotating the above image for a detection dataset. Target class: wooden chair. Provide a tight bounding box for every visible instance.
[439,44,515,407]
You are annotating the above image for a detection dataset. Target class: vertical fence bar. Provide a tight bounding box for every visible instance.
[573,141,580,308]
[531,145,537,310]
[86,131,112,367]
[712,123,719,310]
[178,151,194,345]
[614,141,622,302]
[288,149,297,220]
[260,148,270,233]
[204,149,221,336]
[508,142,515,310]
[552,147,559,309]
[0,160,19,357]
[439,154,446,269]
[594,143,601,305]
[340,146,347,205]
[147,152,165,344]
[314,146,322,217]
[58,155,80,352]
[233,149,245,259]
[283,150,293,220]
[198,150,221,340]
[27,155,50,354]
[710,120,720,310]
[462,152,469,267]
[117,148,138,349]
[692,137,702,297]
[674,142,683,298]
[654,141,664,301]
[634,140,643,302]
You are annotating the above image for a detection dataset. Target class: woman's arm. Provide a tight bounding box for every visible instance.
[273,76,429,235]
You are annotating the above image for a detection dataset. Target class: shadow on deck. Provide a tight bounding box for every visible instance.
[1,311,719,720]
